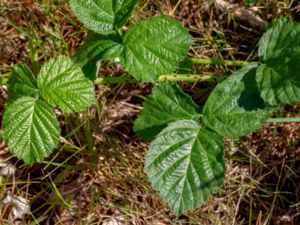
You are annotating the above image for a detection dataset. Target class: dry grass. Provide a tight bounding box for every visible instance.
[0,0,300,224]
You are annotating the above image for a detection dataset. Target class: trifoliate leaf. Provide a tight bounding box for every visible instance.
[122,15,192,82]
[37,56,96,113]
[69,0,138,34]
[257,17,300,104]
[73,32,123,80]
[134,82,201,141]
[7,64,38,102]
[2,97,60,164]
[203,64,271,138]
[145,120,225,216]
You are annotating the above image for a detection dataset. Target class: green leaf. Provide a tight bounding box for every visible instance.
[73,32,123,80]
[256,57,300,105]
[122,15,192,82]
[203,64,271,138]
[114,0,138,28]
[258,17,299,62]
[2,97,60,164]
[177,58,194,74]
[134,82,201,141]
[7,64,39,101]
[69,0,138,34]
[145,120,225,216]
[257,17,300,105]
[37,56,96,113]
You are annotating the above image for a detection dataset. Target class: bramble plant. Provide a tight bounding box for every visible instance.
[3,56,96,164]
[2,0,300,216]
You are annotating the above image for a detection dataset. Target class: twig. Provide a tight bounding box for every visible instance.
[214,0,268,30]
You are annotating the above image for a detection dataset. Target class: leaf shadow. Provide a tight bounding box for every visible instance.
[237,66,266,111]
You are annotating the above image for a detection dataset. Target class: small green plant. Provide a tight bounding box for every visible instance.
[3,56,96,164]
[2,0,300,216]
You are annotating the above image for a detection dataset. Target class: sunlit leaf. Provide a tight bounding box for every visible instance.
[145,120,225,216]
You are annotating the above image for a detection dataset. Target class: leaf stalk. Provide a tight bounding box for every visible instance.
[266,118,300,123]
[1,57,249,86]
[95,74,226,84]
[190,58,249,67]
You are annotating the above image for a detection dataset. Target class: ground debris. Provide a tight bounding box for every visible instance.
[3,195,30,222]
[0,158,16,176]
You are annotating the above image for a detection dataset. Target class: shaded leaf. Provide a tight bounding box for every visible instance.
[177,58,194,74]
[38,56,96,113]
[256,57,300,105]
[114,0,138,28]
[257,17,300,104]
[203,64,271,137]
[258,17,298,61]
[2,97,60,164]
[73,32,123,80]
[145,120,225,216]
[134,82,201,141]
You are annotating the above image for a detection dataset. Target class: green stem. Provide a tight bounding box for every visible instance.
[266,118,300,123]
[190,58,249,67]
[1,57,248,86]
[95,74,226,84]
[95,76,137,84]
[158,74,225,82]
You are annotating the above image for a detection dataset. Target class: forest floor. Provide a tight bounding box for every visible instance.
[0,0,300,224]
